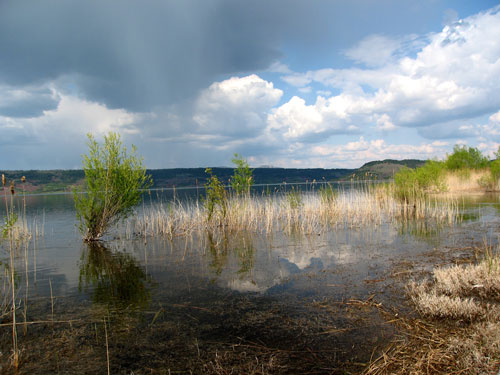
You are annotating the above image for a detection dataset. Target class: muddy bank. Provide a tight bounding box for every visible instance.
[0,240,485,375]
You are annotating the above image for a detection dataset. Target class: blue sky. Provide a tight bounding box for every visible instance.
[1,0,499,169]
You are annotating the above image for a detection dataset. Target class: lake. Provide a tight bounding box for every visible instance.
[1,189,499,374]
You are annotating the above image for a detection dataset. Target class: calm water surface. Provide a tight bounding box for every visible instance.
[2,190,500,373]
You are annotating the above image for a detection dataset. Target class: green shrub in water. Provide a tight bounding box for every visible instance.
[204,168,228,224]
[231,153,253,196]
[74,132,152,241]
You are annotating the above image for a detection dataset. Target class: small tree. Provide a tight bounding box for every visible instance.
[204,168,227,224]
[74,132,152,241]
[445,145,488,170]
[231,153,253,195]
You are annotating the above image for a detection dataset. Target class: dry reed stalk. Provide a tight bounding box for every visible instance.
[104,318,110,375]
[443,170,490,193]
[131,188,460,240]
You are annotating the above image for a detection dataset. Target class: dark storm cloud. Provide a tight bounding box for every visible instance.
[0,0,475,113]
[0,87,58,118]
[0,0,287,111]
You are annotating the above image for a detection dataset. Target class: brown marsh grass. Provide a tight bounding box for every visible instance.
[364,242,500,375]
[131,186,460,240]
[443,169,497,193]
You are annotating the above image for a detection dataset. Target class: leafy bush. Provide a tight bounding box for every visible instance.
[393,161,445,201]
[204,168,228,224]
[490,158,500,180]
[74,133,152,241]
[478,159,500,191]
[445,145,488,170]
[231,154,253,195]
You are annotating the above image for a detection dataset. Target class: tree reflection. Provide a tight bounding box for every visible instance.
[79,242,151,311]
[207,231,255,278]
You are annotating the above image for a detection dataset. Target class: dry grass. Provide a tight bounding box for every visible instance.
[443,169,494,193]
[364,246,500,375]
[131,187,460,240]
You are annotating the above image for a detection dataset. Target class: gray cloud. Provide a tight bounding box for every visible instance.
[0,86,58,118]
[0,0,285,111]
[0,0,479,113]
[1,0,498,170]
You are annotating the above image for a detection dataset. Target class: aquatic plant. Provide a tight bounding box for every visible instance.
[203,168,228,226]
[74,132,152,241]
[133,186,459,239]
[393,160,446,201]
[231,153,253,196]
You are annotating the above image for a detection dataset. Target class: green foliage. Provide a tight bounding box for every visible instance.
[445,145,488,170]
[231,154,253,195]
[286,186,303,209]
[2,213,18,240]
[204,168,228,224]
[393,160,445,201]
[478,158,500,191]
[74,132,152,241]
[490,158,500,180]
[319,183,338,204]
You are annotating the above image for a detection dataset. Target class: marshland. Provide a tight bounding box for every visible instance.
[1,142,500,374]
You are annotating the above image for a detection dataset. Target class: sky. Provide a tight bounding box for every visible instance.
[1,0,500,170]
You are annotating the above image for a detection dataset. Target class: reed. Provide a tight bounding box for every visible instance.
[132,185,460,240]
[0,175,43,370]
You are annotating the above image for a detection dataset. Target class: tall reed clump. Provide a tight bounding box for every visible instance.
[365,242,500,375]
[0,174,30,370]
[133,182,459,239]
[74,132,152,241]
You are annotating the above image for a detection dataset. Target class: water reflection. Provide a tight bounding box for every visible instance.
[207,231,255,279]
[79,242,152,311]
[397,220,443,240]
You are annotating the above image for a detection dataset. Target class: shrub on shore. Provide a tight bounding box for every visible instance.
[393,160,446,201]
[394,144,500,199]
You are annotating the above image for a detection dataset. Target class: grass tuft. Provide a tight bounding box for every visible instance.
[365,243,500,375]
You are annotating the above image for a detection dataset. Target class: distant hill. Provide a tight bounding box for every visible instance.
[348,159,426,180]
[0,159,426,193]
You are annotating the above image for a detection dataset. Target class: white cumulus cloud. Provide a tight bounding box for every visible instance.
[193,74,282,138]
[280,6,500,135]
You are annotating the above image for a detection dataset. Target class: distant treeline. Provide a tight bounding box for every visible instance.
[148,167,355,188]
[1,159,424,193]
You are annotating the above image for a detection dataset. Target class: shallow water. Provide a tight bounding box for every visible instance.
[1,191,499,374]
